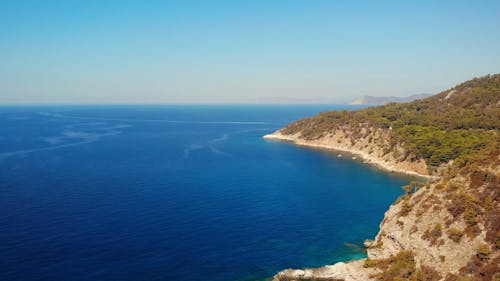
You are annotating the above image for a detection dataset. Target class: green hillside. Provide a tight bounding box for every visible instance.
[281,74,500,170]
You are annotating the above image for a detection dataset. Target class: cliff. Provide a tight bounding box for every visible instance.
[267,75,500,281]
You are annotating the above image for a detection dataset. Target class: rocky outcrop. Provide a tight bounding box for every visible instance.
[271,169,498,281]
[268,139,499,281]
[265,124,499,281]
[273,260,371,281]
[366,182,488,272]
[266,75,500,280]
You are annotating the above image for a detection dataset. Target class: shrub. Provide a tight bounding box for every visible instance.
[469,170,490,188]
[364,258,378,268]
[400,200,412,216]
[447,228,464,243]
[430,224,443,239]
[373,250,416,280]
[422,224,443,245]
[410,225,419,234]
[476,244,491,261]
[463,207,479,227]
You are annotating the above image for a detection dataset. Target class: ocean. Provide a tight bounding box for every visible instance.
[0,105,411,281]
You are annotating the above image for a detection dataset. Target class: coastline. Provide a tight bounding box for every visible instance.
[263,131,439,180]
[261,76,499,281]
[263,129,441,281]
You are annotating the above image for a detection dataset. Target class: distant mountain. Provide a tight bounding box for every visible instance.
[349,93,432,105]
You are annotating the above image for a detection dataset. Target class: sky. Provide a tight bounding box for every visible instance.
[1,0,499,105]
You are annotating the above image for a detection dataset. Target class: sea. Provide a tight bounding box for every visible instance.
[0,105,412,281]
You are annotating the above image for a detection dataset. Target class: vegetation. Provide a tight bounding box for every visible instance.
[399,200,412,217]
[365,251,441,281]
[402,181,422,194]
[364,247,500,281]
[281,74,500,170]
[275,75,500,281]
[394,126,494,167]
[477,244,492,261]
[421,224,443,246]
[447,228,464,243]
[452,248,500,281]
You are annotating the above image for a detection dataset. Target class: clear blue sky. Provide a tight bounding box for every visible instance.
[1,0,499,104]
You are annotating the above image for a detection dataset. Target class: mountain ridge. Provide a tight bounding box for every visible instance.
[349,94,432,105]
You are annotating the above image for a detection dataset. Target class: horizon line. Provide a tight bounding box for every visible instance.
[0,102,364,107]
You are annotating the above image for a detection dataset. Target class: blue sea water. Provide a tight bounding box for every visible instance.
[0,105,411,281]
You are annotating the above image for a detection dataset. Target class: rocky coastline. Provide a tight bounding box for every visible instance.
[263,130,438,180]
[263,128,498,281]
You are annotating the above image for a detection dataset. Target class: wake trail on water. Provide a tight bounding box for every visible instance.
[183,128,274,159]
[2,112,278,161]
[39,112,271,125]
[0,124,129,161]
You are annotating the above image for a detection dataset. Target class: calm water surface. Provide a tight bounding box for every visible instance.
[0,105,410,281]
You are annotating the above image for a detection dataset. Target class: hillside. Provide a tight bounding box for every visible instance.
[276,74,499,174]
[266,75,500,281]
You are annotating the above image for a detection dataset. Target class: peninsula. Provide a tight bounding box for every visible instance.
[266,75,499,281]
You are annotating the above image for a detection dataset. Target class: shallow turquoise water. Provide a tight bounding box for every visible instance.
[0,105,411,280]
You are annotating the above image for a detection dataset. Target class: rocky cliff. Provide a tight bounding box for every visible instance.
[267,75,500,281]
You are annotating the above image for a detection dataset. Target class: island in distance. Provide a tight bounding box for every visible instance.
[349,94,432,106]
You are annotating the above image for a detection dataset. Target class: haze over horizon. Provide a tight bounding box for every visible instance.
[1,0,499,105]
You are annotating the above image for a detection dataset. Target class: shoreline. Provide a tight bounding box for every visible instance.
[263,132,439,180]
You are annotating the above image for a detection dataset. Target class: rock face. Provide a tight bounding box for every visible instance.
[367,180,490,272]
[273,260,371,281]
[267,127,499,281]
[267,75,500,280]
